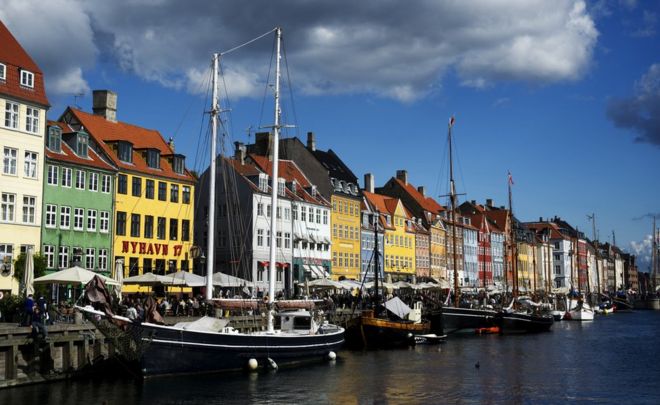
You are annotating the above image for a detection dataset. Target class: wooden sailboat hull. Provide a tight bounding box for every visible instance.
[496,311,554,334]
[129,321,345,377]
[359,312,430,348]
[441,306,498,334]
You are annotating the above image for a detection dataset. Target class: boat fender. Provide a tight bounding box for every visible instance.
[247,358,258,371]
[327,351,337,361]
[267,357,278,370]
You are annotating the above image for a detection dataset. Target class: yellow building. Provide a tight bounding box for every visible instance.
[516,241,533,293]
[59,91,195,292]
[330,193,361,280]
[363,191,415,280]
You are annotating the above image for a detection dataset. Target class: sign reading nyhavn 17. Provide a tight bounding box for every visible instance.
[121,241,184,257]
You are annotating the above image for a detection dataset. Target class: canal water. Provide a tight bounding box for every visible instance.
[2,311,659,404]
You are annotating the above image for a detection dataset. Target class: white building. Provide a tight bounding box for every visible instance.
[0,22,49,295]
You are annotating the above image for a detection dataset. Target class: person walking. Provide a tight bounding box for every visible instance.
[23,294,34,326]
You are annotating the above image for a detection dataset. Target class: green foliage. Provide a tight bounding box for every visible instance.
[0,294,24,323]
[12,252,48,298]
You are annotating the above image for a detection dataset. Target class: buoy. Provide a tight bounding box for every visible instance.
[327,351,337,361]
[267,357,278,370]
[248,358,258,371]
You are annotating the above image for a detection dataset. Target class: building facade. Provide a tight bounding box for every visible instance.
[0,22,50,295]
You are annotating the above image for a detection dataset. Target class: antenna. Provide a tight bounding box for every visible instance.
[73,92,84,109]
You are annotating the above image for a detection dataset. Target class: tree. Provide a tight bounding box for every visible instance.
[13,252,48,296]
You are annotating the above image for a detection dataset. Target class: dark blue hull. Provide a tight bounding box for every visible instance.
[496,312,554,334]
[441,306,498,334]
[129,323,345,376]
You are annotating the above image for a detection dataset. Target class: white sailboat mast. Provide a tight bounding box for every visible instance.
[267,27,282,333]
[206,53,219,301]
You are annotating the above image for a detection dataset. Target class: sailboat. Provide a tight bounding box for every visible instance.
[564,232,594,321]
[77,27,344,376]
[440,117,498,334]
[496,172,554,334]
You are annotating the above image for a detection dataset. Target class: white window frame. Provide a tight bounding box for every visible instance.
[43,245,55,268]
[74,207,84,231]
[4,101,18,129]
[3,147,17,175]
[22,195,36,223]
[20,70,34,88]
[101,175,111,193]
[24,151,38,178]
[85,248,95,270]
[100,211,110,233]
[89,172,98,191]
[61,167,72,187]
[0,244,13,273]
[45,204,57,228]
[75,170,85,189]
[59,206,70,229]
[1,193,16,222]
[58,246,69,269]
[0,63,5,81]
[257,229,264,247]
[98,249,108,271]
[25,107,39,133]
[87,209,97,231]
[47,165,58,185]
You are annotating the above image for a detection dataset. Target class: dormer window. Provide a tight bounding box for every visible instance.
[258,173,268,193]
[76,132,89,158]
[310,185,317,197]
[172,155,184,174]
[147,149,160,169]
[0,64,5,81]
[290,180,297,194]
[277,178,285,196]
[117,141,133,163]
[20,70,34,88]
[47,126,62,153]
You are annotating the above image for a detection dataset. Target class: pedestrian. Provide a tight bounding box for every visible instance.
[31,306,48,339]
[23,294,34,326]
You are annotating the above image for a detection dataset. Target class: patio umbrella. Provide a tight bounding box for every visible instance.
[112,258,124,301]
[34,265,119,286]
[123,272,178,286]
[24,247,35,296]
[212,272,253,287]
[299,278,344,289]
[162,271,206,287]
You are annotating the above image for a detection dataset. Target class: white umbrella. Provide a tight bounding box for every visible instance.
[163,271,206,287]
[298,278,344,289]
[212,272,253,287]
[24,247,35,296]
[123,272,179,286]
[113,258,124,301]
[34,265,119,286]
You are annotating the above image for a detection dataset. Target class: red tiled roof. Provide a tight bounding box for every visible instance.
[45,121,116,171]
[525,222,569,240]
[0,21,49,106]
[393,178,445,214]
[64,108,193,182]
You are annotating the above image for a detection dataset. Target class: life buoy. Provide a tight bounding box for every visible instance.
[0,291,4,299]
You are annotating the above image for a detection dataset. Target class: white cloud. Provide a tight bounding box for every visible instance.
[1,0,599,102]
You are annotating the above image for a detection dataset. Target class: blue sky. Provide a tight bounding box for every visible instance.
[2,0,659,270]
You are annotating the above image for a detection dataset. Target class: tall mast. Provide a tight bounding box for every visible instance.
[206,53,219,301]
[653,217,657,291]
[266,27,282,333]
[589,213,601,295]
[448,117,459,307]
[373,211,380,310]
[508,172,517,300]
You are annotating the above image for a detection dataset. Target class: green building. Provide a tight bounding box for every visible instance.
[41,123,116,276]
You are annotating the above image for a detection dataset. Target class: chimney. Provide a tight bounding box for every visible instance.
[471,200,476,205]
[418,186,426,196]
[364,173,375,193]
[234,141,246,165]
[396,170,408,184]
[486,198,493,207]
[92,90,117,122]
[306,131,316,151]
[255,132,273,161]
[539,217,543,222]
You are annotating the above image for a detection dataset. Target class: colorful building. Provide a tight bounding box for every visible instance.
[0,22,49,295]
[360,196,384,281]
[42,123,116,277]
[58,90,195,292]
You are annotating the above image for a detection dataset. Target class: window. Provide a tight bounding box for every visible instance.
[145,180,154,199]
[316,208,321,224]
[155,259,165,275]
[116,211,127,236]
[277,179,285,196]
[100,211,110,233]
[87,209,97,231]
[98,249,108,271]
[22,196,36,223]
[276,231,282,248]
[169,218,178,240]
[181,219,190,241]
[257,203,264,216]
[323,210,328,225]
[58,246,69,269]
[101,175,111,193]
[75,170,85,189]
[258,173,268,192]
[285,232,291,249]
[117,141,132,163]
[144,215,154,238]
[26,107,39,133]
[147,149,160,168]
[117,174,127,194]
[85,248,95,270]
[4,101,18,129]
[47,165,58,185]
[74,208,84,230]
[301,206,307,222]
[129,258,139,276]
[59,206,70,228]
[158,182,167,201]
[43,245,55,268]
[3,147,17,175]
[172,156,184,174]
[47,126,62,152]
[284,207,290,220]
[257,229,264,246]
[277,207,281,219]
[60,167,72,187]
[1,193,15,221]
[157,217,166,239]
[170,184,179,202]
[130,214,140,237]
[45,204,57,227]
[132,176,142,197]
[182,186,190,204]
[89,172,98,191]
[0,63,5,80]
[76,133,88,157]
[292,205,298,220]
[0,244,13,273]
[143,258,153,274]
[20,70,34,88]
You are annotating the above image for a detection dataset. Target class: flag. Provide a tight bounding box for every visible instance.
[508,171,514,185]
[448,116,456,128]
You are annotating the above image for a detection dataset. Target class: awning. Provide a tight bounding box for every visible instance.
[276,262,290,269]
[303,264,328,279]
[258,261,270,268]
[323,237,331,244]
[308,234,317,242]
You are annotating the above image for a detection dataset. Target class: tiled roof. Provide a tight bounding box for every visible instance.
[45,121,116,172]
[393,178,445,214]
[64,108,194,182]
[0,21,49,106]
[525,222,569,240]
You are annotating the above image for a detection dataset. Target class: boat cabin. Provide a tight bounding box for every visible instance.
[278,310,319,333]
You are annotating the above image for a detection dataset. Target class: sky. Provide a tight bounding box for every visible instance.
[1,0,659,271]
